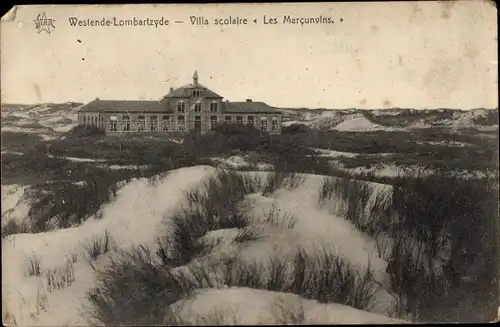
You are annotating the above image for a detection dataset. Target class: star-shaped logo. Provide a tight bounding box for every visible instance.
[34,13,56,35]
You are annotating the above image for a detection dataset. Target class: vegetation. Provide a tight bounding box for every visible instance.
[26,253,42,277]
[84,230,115,262]
[2,219,30,238]
[2,112,498,324]
[157,170,262,267]
[318,170,499,322]
[45,260,76,292]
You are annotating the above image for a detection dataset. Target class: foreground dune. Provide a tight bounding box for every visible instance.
[2,165,405,326]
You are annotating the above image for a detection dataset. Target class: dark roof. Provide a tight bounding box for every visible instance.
[79,100,172,113]
[164,84,223,99]
[222,101,282,114]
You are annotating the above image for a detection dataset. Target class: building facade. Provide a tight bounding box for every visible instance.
[77,71,283,135]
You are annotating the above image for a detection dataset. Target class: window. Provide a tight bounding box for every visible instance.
[260,116,268,131]
[150,116,158,131]
[247,116,255,127]
[109,116,117,132]
[225,116,232,123]
[192,90,202,98]
[236,116,243,124]
[138,115,146,131]
[83,116,87,124]
[194,102,202,112]
[162,115,171,131]
[194,116,202,131]
[210,116,218,129]
[210,101,218,112]
[271,116,279,131]
[177,115,185,131]
[177,101,186,112]
[123,115,131,131]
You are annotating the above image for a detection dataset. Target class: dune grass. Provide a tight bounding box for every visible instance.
[157,170,262,267]
[26,253,42,277]
[318,169,499,322]
[84,230,115,262]
[86,243,378,325]
[45,260,76,292]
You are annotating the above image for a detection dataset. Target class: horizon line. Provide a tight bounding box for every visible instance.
[0,101,498,112]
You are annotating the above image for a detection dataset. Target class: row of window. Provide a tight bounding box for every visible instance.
[177,101,218,113]
[100,115,279,132]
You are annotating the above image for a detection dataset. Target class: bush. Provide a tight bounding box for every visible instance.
[282,123,311,135]
[65,125,106,138]
[1,219,30,238]
[184,123,270,156]
[28,178,119,232]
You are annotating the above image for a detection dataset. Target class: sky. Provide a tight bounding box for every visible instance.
[0,2,498,109]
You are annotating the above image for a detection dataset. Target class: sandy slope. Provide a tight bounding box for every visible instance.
[171,288,406,324]
[2,166,403,326]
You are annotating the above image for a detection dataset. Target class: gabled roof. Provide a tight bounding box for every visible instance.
[79,100,172,113]
[222,101,282,114]
[164,84,223,99]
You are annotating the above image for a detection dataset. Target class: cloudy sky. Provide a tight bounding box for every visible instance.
[1,2,497,109]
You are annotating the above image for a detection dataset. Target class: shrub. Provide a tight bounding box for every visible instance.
[65,125,106,138]
[282,123,311,135]
[28,176,119,232]
[1,219,30,238]
[184,123,270,156]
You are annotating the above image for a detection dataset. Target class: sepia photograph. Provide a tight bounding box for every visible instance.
[1,2,498,325]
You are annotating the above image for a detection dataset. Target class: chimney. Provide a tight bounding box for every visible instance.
[170,87,174,93]
[246,99,252,102]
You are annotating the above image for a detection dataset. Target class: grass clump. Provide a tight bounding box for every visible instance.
[223,246,377,311]
[26,253,42,276]
[84,230,114,261]
[45,260,76,292]
[157,170,262,267]
[262,171,305,196]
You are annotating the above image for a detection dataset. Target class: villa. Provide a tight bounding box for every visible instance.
[77,71,283,135]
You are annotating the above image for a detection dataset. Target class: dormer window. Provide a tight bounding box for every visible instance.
[177,101,186,112]
[192,90,202,98]
[194,102,202,112]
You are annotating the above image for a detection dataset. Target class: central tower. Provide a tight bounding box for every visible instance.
[193,70,199,86]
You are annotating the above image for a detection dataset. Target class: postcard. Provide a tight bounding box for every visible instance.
[1,2,498,326]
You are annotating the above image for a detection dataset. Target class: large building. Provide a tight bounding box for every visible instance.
[77,71,283,135]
